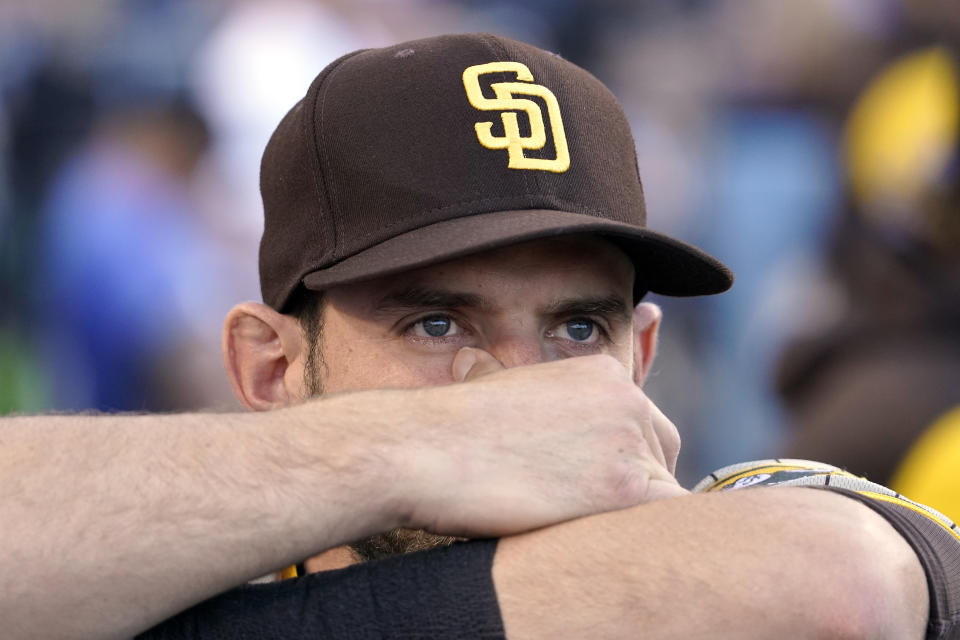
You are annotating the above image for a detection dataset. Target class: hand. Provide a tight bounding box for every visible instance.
[400,349,689,538]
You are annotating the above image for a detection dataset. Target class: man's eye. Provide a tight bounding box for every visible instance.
[550,318,599,343]
[410,315,461,338]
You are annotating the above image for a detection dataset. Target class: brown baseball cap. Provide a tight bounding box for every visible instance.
[259,33,733,311]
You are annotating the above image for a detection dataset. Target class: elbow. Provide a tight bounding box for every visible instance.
[811,591,913,640]
[809,510,929,640]
[815,582,927,640]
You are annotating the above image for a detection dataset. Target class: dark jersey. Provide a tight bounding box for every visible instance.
[138,539,504,639]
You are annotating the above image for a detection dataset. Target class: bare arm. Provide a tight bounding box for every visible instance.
[2,404,403,640]
[1,355,677,640]
[494,487,929,639]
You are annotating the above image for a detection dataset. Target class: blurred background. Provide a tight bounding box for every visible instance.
[1,0,958,510]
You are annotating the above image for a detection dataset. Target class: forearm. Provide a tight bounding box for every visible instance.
[0,354,699,639]
[493,488,928,639]
[0,397,409,640]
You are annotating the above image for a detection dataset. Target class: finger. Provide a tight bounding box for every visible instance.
[647,398,681,475]
[638,397,668,471]
[452,347,505,382]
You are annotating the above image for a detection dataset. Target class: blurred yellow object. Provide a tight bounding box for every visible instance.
[279,564,298,580]
[891,405,960,524]
[845,47,959,221]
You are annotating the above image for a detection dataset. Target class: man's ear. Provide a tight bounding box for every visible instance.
[631,302,662,387]
[222,302,306,411]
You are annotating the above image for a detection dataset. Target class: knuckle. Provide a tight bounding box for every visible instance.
[664,428,681,458]
[604,459,650,506]
[619,423,644,447]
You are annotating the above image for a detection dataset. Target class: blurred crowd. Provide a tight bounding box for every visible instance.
[1,0,958,508]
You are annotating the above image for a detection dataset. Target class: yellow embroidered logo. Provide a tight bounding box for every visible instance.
[463,62,570,173]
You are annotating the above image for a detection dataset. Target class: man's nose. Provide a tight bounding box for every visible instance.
[486,334,548,369]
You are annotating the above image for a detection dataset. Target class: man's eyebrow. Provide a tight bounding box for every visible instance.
[374,286,490,312]
[542,295,631,320]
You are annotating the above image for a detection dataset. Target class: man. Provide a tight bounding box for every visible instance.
[2,34,956,639]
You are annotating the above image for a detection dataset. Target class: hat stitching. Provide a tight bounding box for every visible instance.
[299,98,325,273]
[538,45,573,190]
[313,50,366,264]
[480,34,539,197]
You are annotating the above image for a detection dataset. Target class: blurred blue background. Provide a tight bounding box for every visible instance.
[2,0,958,488]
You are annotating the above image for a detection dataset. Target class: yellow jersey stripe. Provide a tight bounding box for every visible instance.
[707,464,857,491]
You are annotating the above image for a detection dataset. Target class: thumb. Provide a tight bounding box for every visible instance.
[452,347,505,382]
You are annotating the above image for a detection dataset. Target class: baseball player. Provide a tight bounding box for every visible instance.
[3,34,957,639]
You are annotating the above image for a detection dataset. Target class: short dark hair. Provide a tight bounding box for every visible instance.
[286,287,326,395]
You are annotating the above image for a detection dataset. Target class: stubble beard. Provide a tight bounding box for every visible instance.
[349,527,460,562]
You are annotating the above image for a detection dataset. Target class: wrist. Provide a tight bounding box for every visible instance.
[282,390,434,538]
[378,384,476,533]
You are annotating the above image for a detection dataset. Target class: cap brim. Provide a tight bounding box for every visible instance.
[302,209,733,298]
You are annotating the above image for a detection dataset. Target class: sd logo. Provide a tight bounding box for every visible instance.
[463,62,570,173]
